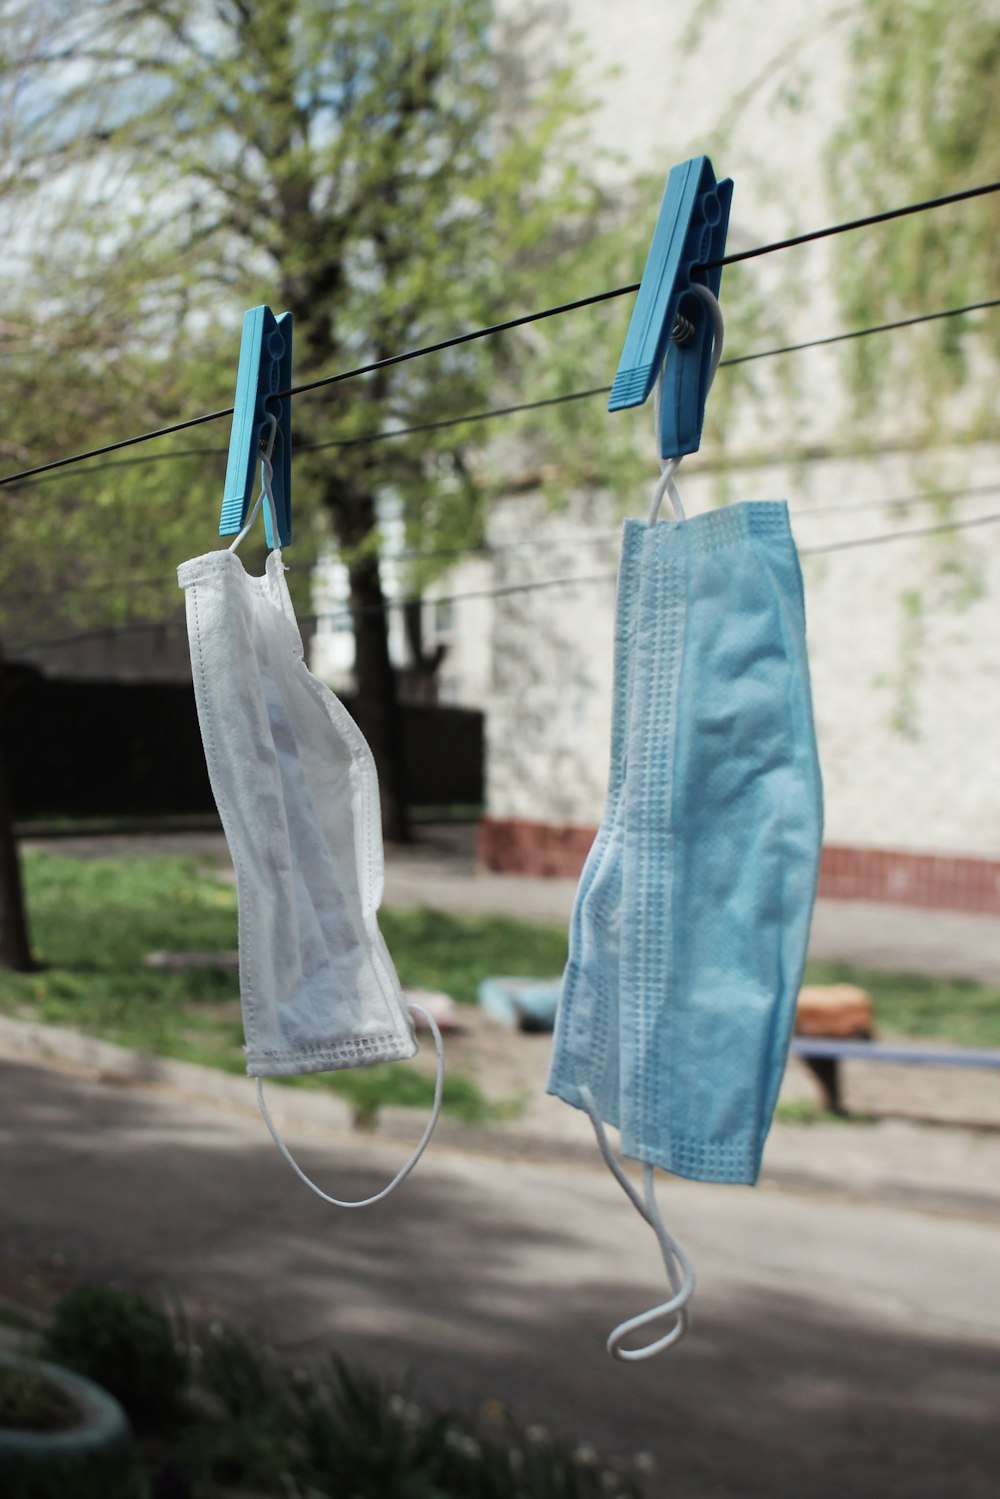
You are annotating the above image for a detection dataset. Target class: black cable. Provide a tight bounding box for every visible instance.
[307,385,611,453]
[723,298,1000,367]
[0,406,235,488]
[7,617,188,655]
[9,387,610,487]
[5,476,999,607]
[276,290,634,405]
[11,505,1000,652]
[10,293,1000,492]
[701,180,1000,271]
[798,509,1000,555]
[0,292,634,490]
[2,178,998,491]
[322,510,1000,623]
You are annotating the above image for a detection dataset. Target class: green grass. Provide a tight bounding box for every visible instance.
[773,1099,875,1126]
[0,853,568,1122]
[4,853,999,1134]
[379,905,566,1005]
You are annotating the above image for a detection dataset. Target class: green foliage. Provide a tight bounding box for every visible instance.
[189,1323,305,1493]
[41,1285,188,1430]
[286,1354,649,1499]
[829,0,1000,420]
[29,1291,651,1498]
[0,0,634,655]
[0,1362,78,1431]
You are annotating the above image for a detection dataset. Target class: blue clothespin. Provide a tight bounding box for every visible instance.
[610,156,732,459]
[219,306,293,547]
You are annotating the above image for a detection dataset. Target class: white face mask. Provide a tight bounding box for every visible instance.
[177,451,442,1207]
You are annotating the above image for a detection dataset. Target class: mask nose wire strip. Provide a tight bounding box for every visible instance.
[579,1083,696,1358]
[648,284,725,529]
[228,413,280,554]
[255,1002,445,1208]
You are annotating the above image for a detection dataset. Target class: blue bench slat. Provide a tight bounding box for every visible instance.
[790,1038,1000,1068]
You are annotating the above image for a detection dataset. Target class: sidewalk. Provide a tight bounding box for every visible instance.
[1,1006,999,1221]
[13,822,1000,1213]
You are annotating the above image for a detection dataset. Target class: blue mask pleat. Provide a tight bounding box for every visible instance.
[548,500,824,1353]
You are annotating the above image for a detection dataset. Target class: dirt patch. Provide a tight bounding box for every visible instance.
[407,1002,553,1113]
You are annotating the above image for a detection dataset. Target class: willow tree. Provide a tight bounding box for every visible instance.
[829,0,1000,421]
[0,0,615,841]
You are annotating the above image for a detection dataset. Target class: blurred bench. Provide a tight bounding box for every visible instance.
[789,1036,1000,1114]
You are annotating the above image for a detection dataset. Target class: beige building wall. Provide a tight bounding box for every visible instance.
[476,1,1000,885]
[482,447,1000,862]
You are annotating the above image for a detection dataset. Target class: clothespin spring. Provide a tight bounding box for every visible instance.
[648,285,725,528]
[228,414,281,554]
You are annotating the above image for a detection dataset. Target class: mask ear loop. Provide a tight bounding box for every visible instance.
[254,1002,445,1209]
[228,413,281,554]
[579,1083,696,1359]
[648,284,725,528]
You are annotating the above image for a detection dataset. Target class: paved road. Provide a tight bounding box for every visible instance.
[1,1056,997,1499]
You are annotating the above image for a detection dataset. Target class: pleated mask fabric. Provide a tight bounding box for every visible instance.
[547,500,823,1356]
[177,547,417,1081]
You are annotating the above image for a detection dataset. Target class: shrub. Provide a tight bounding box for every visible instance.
[41,1285,187,1430]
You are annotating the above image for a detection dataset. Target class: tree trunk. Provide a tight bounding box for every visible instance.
[0,648,34,971]
[326,486,411,844]
[403,599,446,704]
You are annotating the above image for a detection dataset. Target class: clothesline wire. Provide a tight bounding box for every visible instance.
[700,178,1000,270]
[1,177,998,491]
[270,182,1000,396]
[11,507,999,654]
[3,476,998,610]
[717,297,1000,367]
[10,296,1000,491]
[16,387,612,487]
[798,509,1000,555]
[322,509,1000,622]
[397,479,1000,563]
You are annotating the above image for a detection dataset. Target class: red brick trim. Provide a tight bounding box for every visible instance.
[477,818,1000,915]
[477,818,595,878]
[817,844,1000,915]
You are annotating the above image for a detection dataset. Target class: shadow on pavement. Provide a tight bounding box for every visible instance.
[1,1057,997,1499]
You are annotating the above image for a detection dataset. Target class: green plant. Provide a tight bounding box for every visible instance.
[188,1322,303,1493]
[0,1352,149,1499]
[295,1360,648,1499]
[41,1285,187,1431]
[35,1290,650,1499]
[0,1363,77,1432]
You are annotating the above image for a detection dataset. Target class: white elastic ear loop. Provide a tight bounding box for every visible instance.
[255,1002,445,1208]
[228,413,281,554]
[647,453,684,528]
[648,283,725,528]
[579,1084,695,1359]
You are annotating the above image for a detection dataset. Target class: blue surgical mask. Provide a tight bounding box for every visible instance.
[549,524,644,1133]
[548,500,823,1358]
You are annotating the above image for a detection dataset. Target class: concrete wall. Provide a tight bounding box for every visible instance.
[481,446,1000,865]
[476,0,1000,888]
